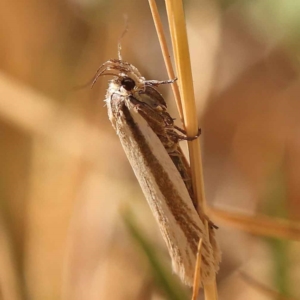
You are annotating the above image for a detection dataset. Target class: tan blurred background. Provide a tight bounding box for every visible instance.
[0,0,299,299]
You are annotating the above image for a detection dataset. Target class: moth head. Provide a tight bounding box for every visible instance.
[120,76,136,91]
[92,59,143,88]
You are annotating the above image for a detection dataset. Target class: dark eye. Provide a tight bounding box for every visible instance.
[121,77,136,91]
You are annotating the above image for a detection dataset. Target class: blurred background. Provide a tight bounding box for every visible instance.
[0,0,299,299]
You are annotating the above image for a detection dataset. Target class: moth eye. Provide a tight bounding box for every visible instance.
[121,77,136,91]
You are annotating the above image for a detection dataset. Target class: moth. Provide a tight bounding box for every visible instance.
[94,59,220,285]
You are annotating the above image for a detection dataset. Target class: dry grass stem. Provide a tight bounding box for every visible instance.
[148,0,183,122]
[163,0,218,298]
[191,238,202,300]
[203,282,218,300]
[209,207,300,241]
[164,0,206,212]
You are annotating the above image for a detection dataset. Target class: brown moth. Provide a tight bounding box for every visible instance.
[94,59,220,285]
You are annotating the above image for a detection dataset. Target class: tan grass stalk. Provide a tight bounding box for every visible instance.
[209,207,300,241]
[191,239,203,300]
[164,0,206,213]
[163,0,218,298]
[148,0,183,122]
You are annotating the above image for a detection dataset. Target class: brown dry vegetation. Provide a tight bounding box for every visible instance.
[0,0,299,299]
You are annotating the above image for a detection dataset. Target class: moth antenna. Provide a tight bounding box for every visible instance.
[118,15,129,60]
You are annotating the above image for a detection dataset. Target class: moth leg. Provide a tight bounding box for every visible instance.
[160,112,175,128]
[165,129,200,142]
[173,125,187,134]
[128,96,167,135]
[174,126,202,140]
[135,105,164,126]
[129,96,162,117]
[144,78,177,87]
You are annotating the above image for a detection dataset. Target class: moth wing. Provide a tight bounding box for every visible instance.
[107,93,218,285]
